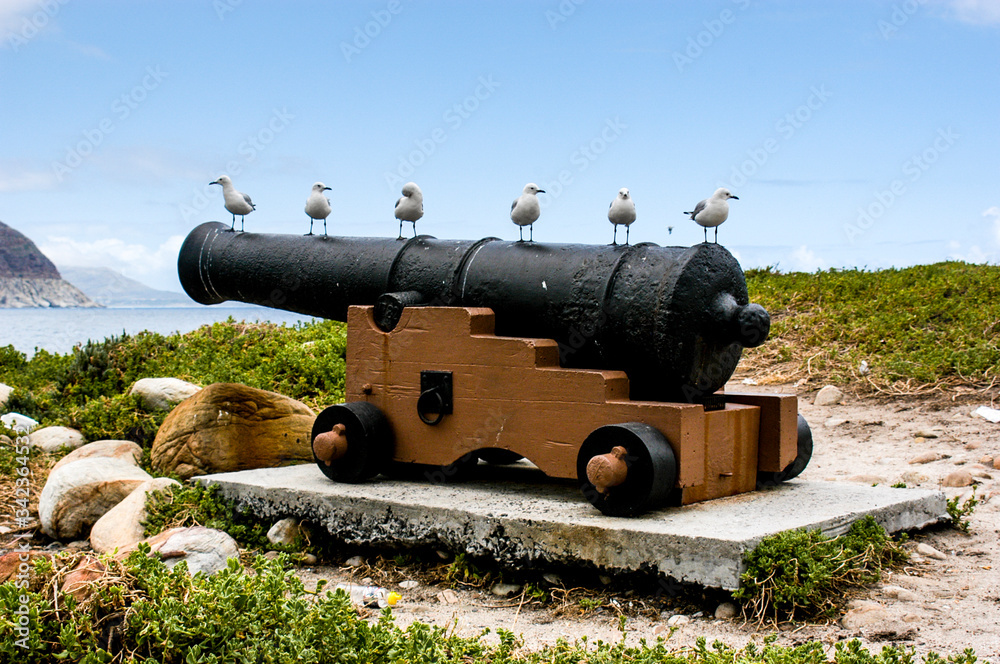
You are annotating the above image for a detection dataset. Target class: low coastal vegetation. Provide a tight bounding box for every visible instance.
[1,263,993,661]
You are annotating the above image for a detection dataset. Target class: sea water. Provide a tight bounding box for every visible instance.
[0,306,318,358]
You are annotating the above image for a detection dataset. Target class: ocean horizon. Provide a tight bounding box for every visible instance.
[1,306,318,358]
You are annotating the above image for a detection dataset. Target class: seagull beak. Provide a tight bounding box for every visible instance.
[730,195,739,200]
[537,189,546,194]
[323,187,332,191]
[209,181,218,186]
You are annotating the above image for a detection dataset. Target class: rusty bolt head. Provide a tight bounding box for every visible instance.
[586,445,629,495]
[313,423,349,466]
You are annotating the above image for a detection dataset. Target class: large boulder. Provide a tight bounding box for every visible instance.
[90,477,180,554]
[52,439,143,472]
[129,377,201,411]
[29,425,86,453]
[142,526,240,575]
[151,383,315,480]
[0,382,12,407]
[39,458,152,540]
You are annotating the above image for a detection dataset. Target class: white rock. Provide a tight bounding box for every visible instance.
[1,412,38,433]
[973,406,1000,423]
[90,477,180,553]
[52,439,143,472]
[814,385,844,406]
[940,470,975,487]
[437,589,459,604]
[666,614,691,626]
[345,555,364,567]
[909,451,946,465]
[899,471,929,485]
[824,417,848,428]
[0,383,12,407]
[399,579,420,589]
[542,573,563,586]
[881,585,919,602]
[266,518,301,546]
[144,526,240,575]
[841,603,889,630]
[39,458,152,539]
[491,583,523,597]
[714,602,739,619]
[29,426,86,453]
[129,377,201,411]
[915,543,947,560]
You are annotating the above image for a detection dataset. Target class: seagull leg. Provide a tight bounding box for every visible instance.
[398,219,404,240]
[518,226,524,242]
[307,219,314,236]
[411,221,417,238]
[323,219,327,236]
[230,214,236,232]
[714,227,718,243]
[612,225,618,246]
[529,225,533,242]
[625,226,630,245]
[703,227,708,243]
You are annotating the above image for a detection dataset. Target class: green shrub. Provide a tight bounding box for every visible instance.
[734,516,908,622]
[142,482,272,549]
[66,393,166,449]
[947,489,978,533]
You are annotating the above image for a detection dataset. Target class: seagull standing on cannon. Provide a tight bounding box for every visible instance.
[608,187,637,245]
[511,183,545,242]
[684,187,738,243]
[394,182,424,239]
[210,175,255,232]
[305,182,332,236]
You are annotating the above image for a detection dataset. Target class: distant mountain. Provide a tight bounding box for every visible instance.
[59,266,199,307]
[0,221,98,308]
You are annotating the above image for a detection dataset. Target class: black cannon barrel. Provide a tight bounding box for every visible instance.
[178,221,769,401]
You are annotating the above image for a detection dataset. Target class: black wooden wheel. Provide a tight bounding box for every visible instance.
[757,414,813,487]
[311,402,392,483]
[576,422,677,517]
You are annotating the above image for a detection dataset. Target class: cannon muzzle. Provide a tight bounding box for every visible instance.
[178,222,769,402]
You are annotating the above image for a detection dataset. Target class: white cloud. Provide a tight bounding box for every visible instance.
[0,0,40,34]
[39,235,185,290]
[942,0,1000,25]
[947,244,992,263]
[984,206,1000,244]
[0,166,57,192]
[789,245,826,273]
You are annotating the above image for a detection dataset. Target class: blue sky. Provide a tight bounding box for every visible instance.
[1,0,998,292]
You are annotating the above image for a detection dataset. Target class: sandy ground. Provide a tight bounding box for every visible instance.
[294,383,1000,659]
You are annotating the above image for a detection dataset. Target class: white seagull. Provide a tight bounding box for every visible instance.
[608,187,637,245]
[394,182,424,239]
[305,182,332,236]
[684,187,738,243]
[510,183,545,242]
[210,175,255,231]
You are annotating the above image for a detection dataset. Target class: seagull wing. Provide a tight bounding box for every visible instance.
[685,198,706,218]
[242,193,255,209]
[511,199,518,213]
[395,196,403,209]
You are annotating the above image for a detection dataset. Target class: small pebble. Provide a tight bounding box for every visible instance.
[915,543,948,560]
[435,550,451,561]
[666,614,691,627]
[940,470,975,487]
[913,430,940,439]
[714,602,739,619]
[299,553,318,565]
[909,452,945,465]
[542,573,563,586]
[345,555,364,568]
[437,589,459,604]
[399,580,420,590]
[490,583,523,598]
[814,385,844,407]
[598,575,613,585]
[881,585,919,602]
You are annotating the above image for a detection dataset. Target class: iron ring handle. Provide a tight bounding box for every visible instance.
[417,388,446,426]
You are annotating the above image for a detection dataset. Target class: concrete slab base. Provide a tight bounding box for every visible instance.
[196,463,948,590]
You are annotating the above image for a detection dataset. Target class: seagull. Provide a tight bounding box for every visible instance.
[305,182,332,236]
[608,187,637,245]
[684,187,738,243]
[510,183,545,242]
[209,175,255,231]
[394,182,424,239]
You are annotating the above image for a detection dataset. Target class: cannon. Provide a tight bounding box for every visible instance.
[178,222,812,516]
